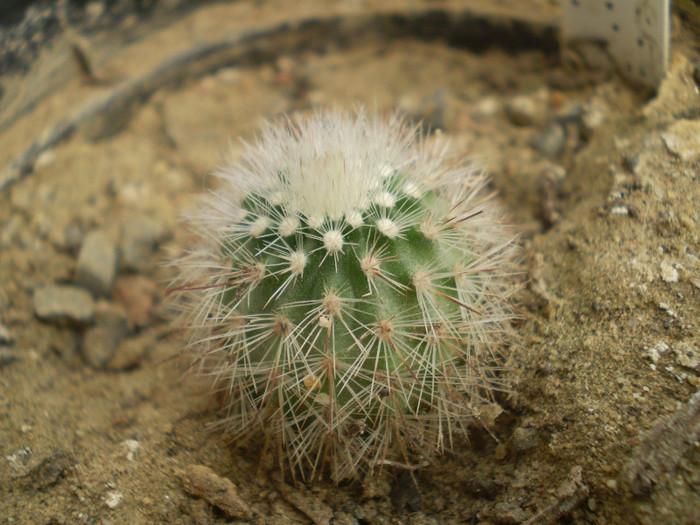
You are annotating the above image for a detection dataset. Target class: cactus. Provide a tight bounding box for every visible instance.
[169,109,520,481]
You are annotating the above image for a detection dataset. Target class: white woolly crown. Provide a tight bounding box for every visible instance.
[220,110,439,226]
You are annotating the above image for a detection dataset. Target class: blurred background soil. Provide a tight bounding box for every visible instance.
[0,1,698,523]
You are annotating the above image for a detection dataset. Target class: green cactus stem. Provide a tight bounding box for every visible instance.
[169,109,520,481]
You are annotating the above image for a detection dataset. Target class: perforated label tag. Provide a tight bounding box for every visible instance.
[562,0,670,89]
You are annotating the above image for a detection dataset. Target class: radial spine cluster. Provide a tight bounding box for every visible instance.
[170,109,520,481]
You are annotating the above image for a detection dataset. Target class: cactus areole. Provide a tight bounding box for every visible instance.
[170,109,519,481]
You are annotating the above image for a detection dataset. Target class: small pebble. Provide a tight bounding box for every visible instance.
[105,490,123,509]
[81,319,129,369]
[473,95,500,117]
[17,451,75,489]
[85,1,105,20]
[533,123,566,158]
[10,184,32,212]
[181,464,252,520]
[581,97,608,136]
[513,426,538,451]
[121,439,140,461]
[75,230,118,296]
[0,323,14,345]
[5,447,32,473]
[492,501,528,524]
[216,67,241,85]
[107,334,151,370]
[58,222,85,251]
[113,275,157,328]
[549,90,567,109]
[661,120,700,161]
[610,206,629,216]
[0,214,22,248]
[278,482,335,525]
[33,285,95,324]
[362,471,392,500]
[494,444,507,461]
[673,342,699,371]
[506,95,538,126]
[479,402,504,428]
[35,150,57,169]
[647,341,669,363]
[660,261,679,283]
[0,349,18,368]
[120,215,164,272]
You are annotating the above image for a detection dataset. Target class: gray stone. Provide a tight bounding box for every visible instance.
[533,123,566,158]
[120,215,163,272]
[33,285,95,324]
[513,426,538,451]
[75,230,118,295]
[81,319,129,369]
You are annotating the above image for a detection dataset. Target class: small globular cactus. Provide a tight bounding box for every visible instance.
[170,109,520,481]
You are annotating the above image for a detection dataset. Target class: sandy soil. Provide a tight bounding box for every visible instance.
[1,2,698,524]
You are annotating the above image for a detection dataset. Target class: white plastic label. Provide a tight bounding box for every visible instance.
[562,0,670,89]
